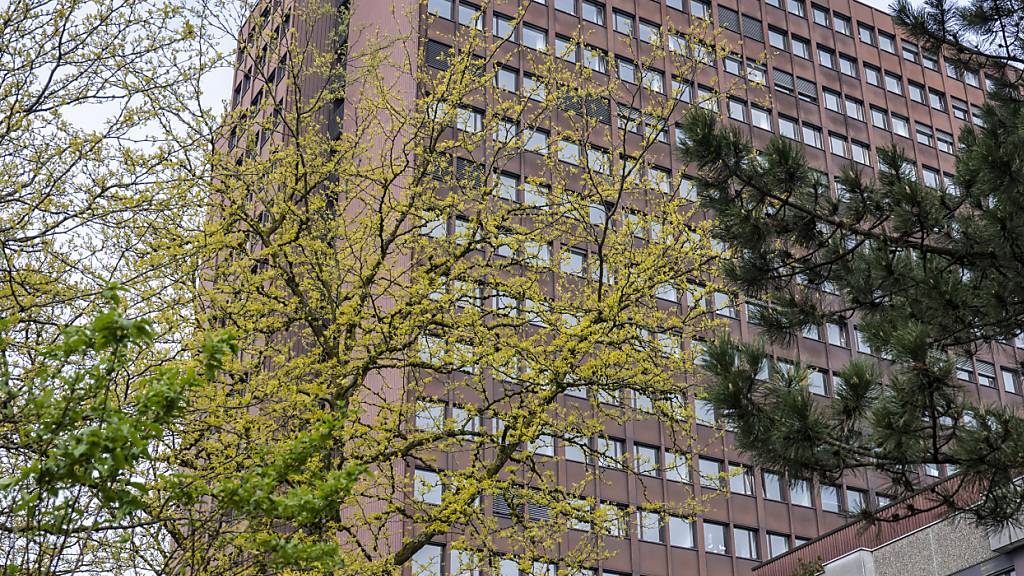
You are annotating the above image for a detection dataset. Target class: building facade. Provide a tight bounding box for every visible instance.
[225,0,1023,574]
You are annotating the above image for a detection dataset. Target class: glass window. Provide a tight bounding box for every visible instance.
[734,527,759,559]
[728,98,747,122]
[637,511,663,543]
[802,124,823,149]
[704,522,728,554]
[691,0,710,18]
[916,123,933,146]
[638,20,659,43]
[923,51,939,70]
[878,31,896,53]
[564,434,589,462]
[522,24,548,51]
[787,0,806,17]
[839,54,857,77]
[764,471,786,501]
[829,133,847,157]
[613,10,634,35]
[414,469,442,504]
[808,368,828,396]
[617,58,637,83]
[884,72,902,94]
[582,0,604,24]
[818,46,835,69]
[908,81,925,103]
[768,533,790,558]
[812,4,829,26]
[823,89,841,112]
[751,106,771,131]
[769,27,787,50]
[555,35,577,62]
[936,130,954,153]
[834,13,851,34]
[596,437,624,468]
[820,484,841,512]
[555,0,576,15]
[724,54,742,76]
[779,115,798,140]
[846,97,864,121]
[792,36,810,59]
[583,46,607,73]
[1003,368,1020,394]
[670,516,695,547]
[871,106,888,129]
[699,457,724,489]
[496,66,518,92]
[634,444,661,476]
[411,543,444,576]
[695,398,716,425]
[428,0,453,18]
[858,23,874,44]
[929,89,947,111]
[826,322,848,347]
[666,451,691,483]
[729,465,755,495]
[790,479,812,507]
[902,41,919,63]
[977,360,997,387]
[851,141,869,165]
[493,14,517,42]
[847,488,866,513]
[458,1,483,29]
[892,114,909,137]
[864,63,881,86]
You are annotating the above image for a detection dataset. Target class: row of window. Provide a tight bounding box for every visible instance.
[768,0,988,90]
[957,357,1021,394]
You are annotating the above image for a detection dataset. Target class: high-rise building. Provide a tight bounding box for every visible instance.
[225,0,1017,575]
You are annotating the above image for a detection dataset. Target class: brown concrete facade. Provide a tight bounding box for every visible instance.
[224,0,1024,575]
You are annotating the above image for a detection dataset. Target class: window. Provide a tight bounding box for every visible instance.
[908,81,925,103]
[812,4,829,26]
[524,128,548,153]
[666,451,691,483]
[829,133,847,157]
[598,502,628,537]
[769,27,787,50]
[724,54,742,76]
[714,291,736,318]
[802,124,823,149]
[839,54,857,77]
[892,114,909,137]
[555,35,577,62]
[787,0,806,17]
[617,59,637,83]
[561,247,586,275]
[523,24,548,52]
[1003,369,1020,394]
[902,41,919,63]
[637,511,663,543]
[823,88,841,112]
[808,369,828,396]
[797,76,817,103]
[779,115,798,140]
[764,471,786,501]
[613,10,634,35]
[846,97,865,121]
[564,435,589,463]
[790,479,812,507]
[858,23,874,44]
[582,0,604,24]
[851,141,870,165]
[670,516,695,547]
[768,533,790,558]
[458,1,483,29]
[792,36,810,59]
[846,488,866,513]
[695,398,716,425]
[734,527,759,559]
[864,63,881,86]
[411,543,444,576]
[704,522,728,554]
[923,166,941,189]
[923,51,939,70]
[955,357,975,382]
[417,396,450,431]
[924,463,940,477]
[751,106,772,131]
[493,14,517,41]
[826,322,848,347]
[450,550,481,576]
[818,45,835,69]
[965,69,980,87]
[641,68,664,93]
[878,31,896,53]
[583,46,607,73]
[803,324,821,340]
[555,0,576,15]
[871,106,888,129]
[972,105,985,126]
[414,469,442,504]
[729,465,755,495]
[638,19,659,43]
[496,66,518,92]
[929,89,947,111]
[699,457,724,489]
[977,360,996,387]
[946,61,960,79]
[718,6,740,32]
[691,0,710,18]
[884,72,902,94]
[634,444,661,476]
[877,494,893,508]
[916,123,933,147]
[821,484,841,512]
[728,98,747,122]
[428,0,453,19]
[952,97,969,120]
[936,130,955,154]
[596,437,624,468]
[834,13,851,34]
